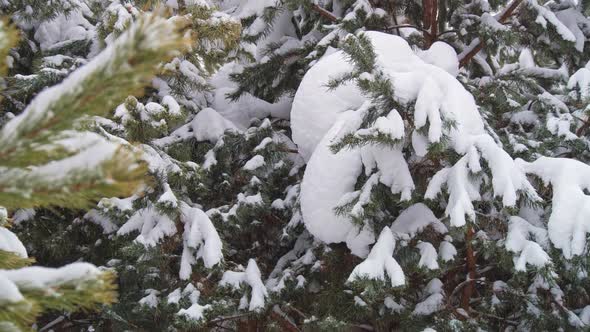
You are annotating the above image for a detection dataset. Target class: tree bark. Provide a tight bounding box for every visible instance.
[461,224,477,311]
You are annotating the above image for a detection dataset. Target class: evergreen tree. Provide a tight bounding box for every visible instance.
[0,12,188,331]
[3,0,590,331]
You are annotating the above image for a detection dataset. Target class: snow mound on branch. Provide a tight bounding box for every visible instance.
[518,157,590,258]
[33,3,95,51]
[0,262,102,292]
[417,41,460,77]
[291,51,365,161]
[299,109,371,255]
[390,203,447,240]
[347,227,405,287]
[191,108,238,143]
[179,203,223,280]
[117,204,176,247]
[292,31,484,160]
[567,61,590,100]
[210,62,291,128]
[219,259,268,311]
[505,216,550,271]
[0,227,27,258]
[294,31,500,254]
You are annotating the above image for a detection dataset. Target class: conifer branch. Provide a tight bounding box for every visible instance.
[458,0,523,67]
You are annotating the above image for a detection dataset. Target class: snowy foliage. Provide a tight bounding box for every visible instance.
[3,0,590,330]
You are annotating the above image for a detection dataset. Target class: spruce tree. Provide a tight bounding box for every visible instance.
[0,11,188,331]
[2,0,590,331]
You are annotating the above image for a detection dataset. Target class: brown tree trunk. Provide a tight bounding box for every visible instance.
[422,0,439,47]
[461,225,476,311]
[237,317,260,332]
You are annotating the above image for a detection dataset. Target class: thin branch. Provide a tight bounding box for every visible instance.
[311,4,338,22]
[385,24,430,35]
[471,308,519,326]
[207,313,254,325]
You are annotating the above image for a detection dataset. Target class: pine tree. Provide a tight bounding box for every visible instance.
[0,11,188,330]
[3,0,590,331]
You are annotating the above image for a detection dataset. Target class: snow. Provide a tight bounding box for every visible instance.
[117,205,177,247]
[413,278,445,315]
[219,259,268,311]
[580,306,590,325]
[298,109,370,254]
[191,108,238,143]
[439,238,457,262]
[390,203,447,240]
[412,131,429,157]
[480,13,508,32]
[347,227,405,287]
[178,303,211,321]
[293,31,530,252]
[238,192,263,205]
[291,51,365,161]
[139,289,160,308]
[162,95,182,116]
[517,157,590,258]
[416,242,439,270]
[158,184,178,208]
[179,203,223,280]
[384,296,404,312]
[12,209,36,225]
[417,42,460,77]
[555,8,589,52]
[243,155,265,171]
[33,4,95,51]
[210,62,292,129]
[0,227,27,258]
[0,274,24,303]
[0,262,102,289]
[505,216,550,271]
[519,49,535,69]
[567,61,590,100]
[167,288,182,304]
[527,0,577,43]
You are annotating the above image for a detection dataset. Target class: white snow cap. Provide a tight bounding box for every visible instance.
[390,203,447,240]
[191,108,238,143]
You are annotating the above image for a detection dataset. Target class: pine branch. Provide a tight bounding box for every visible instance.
[458,0,523,67]
[0,250,35,269]
[0,20,18,77]
[0,14,190,166]
[0,14,188,208]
